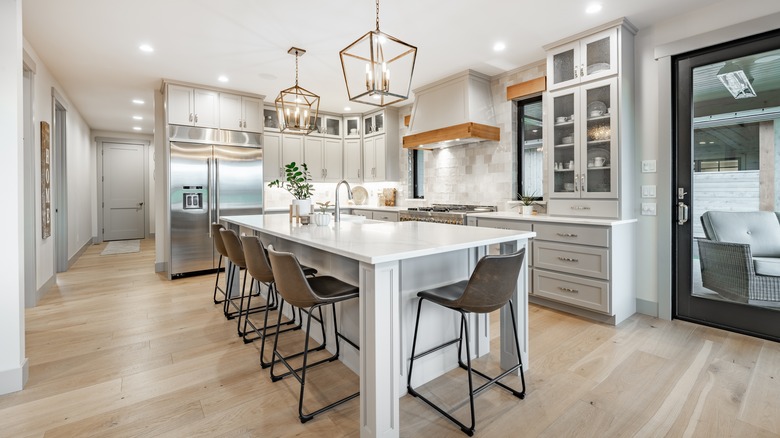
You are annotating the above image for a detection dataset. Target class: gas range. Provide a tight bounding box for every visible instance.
[399,204,497,225]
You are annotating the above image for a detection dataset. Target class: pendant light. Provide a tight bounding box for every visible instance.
[275,47,320,134]
[339,0,417,107]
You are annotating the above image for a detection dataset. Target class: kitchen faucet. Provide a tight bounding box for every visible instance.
[334,180,353,222]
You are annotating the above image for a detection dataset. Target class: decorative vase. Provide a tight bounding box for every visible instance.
[291,198,312,217]
[521,205,534,216]
[313,212,331,226]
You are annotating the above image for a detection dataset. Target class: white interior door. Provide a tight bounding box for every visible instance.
[103,142,145,240]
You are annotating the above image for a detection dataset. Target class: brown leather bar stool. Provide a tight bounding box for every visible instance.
[407,249,527,437]
[240,235,317,367]
[267,246,360,423]
[211,223,230,305]
[219,228,261,322]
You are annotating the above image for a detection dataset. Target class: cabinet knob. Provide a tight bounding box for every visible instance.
[189,113,194,122]
[194,114,199,123]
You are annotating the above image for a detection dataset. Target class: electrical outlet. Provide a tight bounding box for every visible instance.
[641,203,657,216]
[641,185,656,198]
[642,160,657,173]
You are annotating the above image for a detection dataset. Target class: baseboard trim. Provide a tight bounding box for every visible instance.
[0,358,28,395]
[36,274,56,304]
[68,239,92,269]
[636,298,658,317]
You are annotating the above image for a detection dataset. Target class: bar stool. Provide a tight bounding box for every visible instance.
[211,223,229,305]
[240,235,317,367]
[219,228,260,322]
[267,246,360,423]
[407,249,527,437]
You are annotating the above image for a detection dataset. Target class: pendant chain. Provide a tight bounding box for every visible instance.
[375,0,380,31]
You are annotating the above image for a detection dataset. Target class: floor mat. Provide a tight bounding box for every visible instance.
[101,240,140,255]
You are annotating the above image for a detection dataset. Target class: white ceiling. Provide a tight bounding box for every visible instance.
[22,0,723,135]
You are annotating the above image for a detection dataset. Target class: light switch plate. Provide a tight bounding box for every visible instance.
[641,185,656,198]
[642,160,657,173]
[641,203,657,216]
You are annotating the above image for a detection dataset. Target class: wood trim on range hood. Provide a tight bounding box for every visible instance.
[402,122,500,150]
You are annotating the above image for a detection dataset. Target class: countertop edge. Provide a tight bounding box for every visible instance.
[468,212,638,226]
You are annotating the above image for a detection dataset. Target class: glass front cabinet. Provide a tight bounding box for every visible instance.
[549,78,617,199]
[547,28,618,91]
[544,20,635,219]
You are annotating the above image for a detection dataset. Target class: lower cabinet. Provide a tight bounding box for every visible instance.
[351,209,399,222]
[476,216,635,325]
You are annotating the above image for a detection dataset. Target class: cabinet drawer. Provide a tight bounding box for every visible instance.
[373,212,398,222]
[534,223,609,247]
[548,199,618,218]
[534,241,609,280]
[351,209,372,219]
[476,218,533,232]
[534,270,610,314]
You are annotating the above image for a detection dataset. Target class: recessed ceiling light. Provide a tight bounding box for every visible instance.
[344,106,351,112]
[133,115,143,120]
[139,44,154,53]
[133,127,142,131]
[586,3,602,14]
[493,42,506,52]
[218,75,229,83]
[132,99,145,105]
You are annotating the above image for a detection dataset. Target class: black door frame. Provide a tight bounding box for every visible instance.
[673,29,780,342]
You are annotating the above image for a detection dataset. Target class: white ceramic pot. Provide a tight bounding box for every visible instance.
[291,198,312,216]
[313,212,331,226]
[521,205,534,216]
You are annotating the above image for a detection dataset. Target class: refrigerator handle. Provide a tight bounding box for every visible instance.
[215,158,220,222]
[207,157,213,237]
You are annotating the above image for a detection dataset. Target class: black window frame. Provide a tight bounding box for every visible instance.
[411,149,424,199]
[517,95,544,201]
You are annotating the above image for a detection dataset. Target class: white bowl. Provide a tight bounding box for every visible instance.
[590,110,603,117]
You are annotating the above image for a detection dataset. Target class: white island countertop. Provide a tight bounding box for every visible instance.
[221,214,536,264]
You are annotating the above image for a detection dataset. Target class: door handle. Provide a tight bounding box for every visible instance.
[215,158,220,221]
[138,202,144,207]
[677,202,689,225]
[207,158,212,237]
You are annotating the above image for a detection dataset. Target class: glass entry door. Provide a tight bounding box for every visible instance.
[674,30,780,341]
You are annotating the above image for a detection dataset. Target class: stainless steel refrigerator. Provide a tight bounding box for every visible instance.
[168,126,263,276]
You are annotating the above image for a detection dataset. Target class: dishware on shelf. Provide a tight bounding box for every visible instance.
[587,147,610,167]
[350,128,357,135]
[587,101,607,118]
[561,135,573,144]
[569,114,575,121]
[556,116,567,123]
[587,62,610,74]
[588,158,595,168]
[594,157,606,167]
[564,182,574,191]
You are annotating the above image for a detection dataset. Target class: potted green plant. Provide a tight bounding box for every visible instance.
[313,201,332,226]
[517,191,537,216]
[268,162,315,214]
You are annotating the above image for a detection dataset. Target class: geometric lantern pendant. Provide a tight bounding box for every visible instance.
[339,0,417,107]
[275,47,320,135]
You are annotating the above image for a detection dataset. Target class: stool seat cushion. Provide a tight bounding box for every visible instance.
[417,281,468,308]
[308,276,359,303]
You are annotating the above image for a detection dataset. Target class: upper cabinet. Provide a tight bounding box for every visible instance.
[263,106,280,131]
[309,114,342,138]
[167,84,219,128]
[363,111,385,138]
[546,28,618,91]
[344,116,361,139]
[362,108,398,181]
[544,19,636,219]
[219,94,263,133]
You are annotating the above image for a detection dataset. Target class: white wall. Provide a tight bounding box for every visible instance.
[22,41,94,293]
[633,0,780,316]
[0,0,26,395]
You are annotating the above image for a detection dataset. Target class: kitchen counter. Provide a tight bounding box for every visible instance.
[221,214,533,438]
[468,211,637,226]
[264,205,407,214]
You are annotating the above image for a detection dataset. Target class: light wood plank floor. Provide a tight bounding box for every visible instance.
[4,238,780,437]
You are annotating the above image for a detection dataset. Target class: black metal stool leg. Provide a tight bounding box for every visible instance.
[213,254,224,304]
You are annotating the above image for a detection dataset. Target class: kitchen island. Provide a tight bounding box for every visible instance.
[221,214,535,438]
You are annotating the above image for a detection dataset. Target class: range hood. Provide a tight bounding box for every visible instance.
[403,70,499,150]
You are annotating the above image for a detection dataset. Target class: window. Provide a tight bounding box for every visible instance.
[411,149,424,198]
[517,96,543,199]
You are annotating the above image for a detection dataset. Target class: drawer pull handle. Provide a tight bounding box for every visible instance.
[558,287,579,293]
[571,206,591,210]
[556,232,578,237]
[557,256,579,262]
